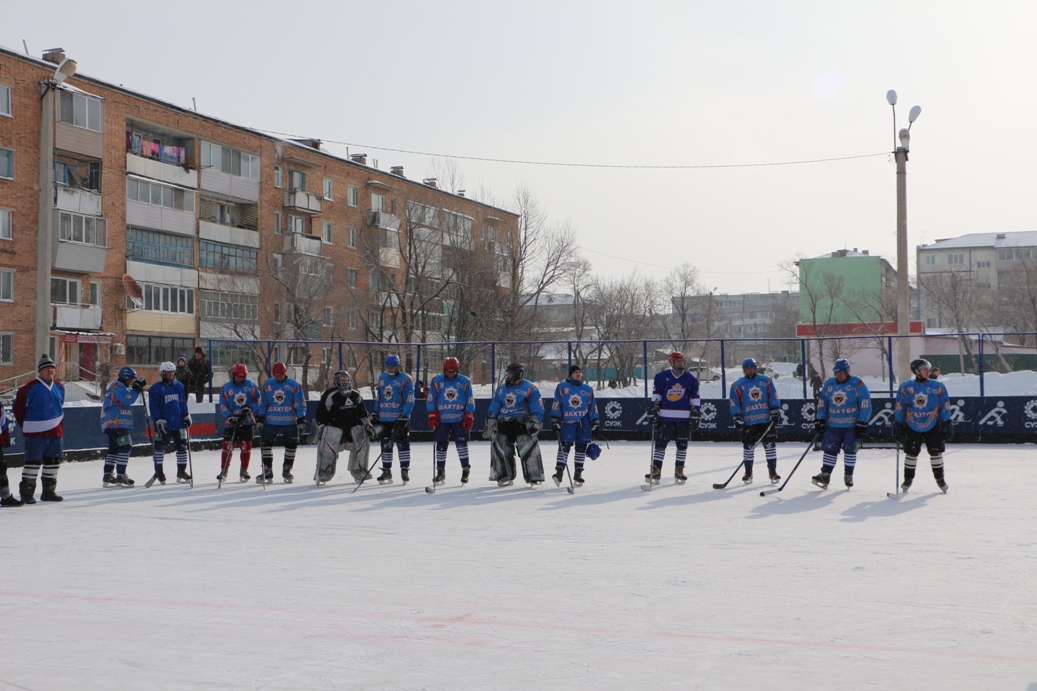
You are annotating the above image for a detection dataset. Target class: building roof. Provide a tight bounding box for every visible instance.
[806,248,877,260]
[920,231,1037,251]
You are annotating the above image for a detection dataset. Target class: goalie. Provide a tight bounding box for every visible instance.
[310,370,375,485]
[483,363,545,487]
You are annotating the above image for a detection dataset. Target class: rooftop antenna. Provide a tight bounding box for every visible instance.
[192,97,197,111]
[22,39,29,55]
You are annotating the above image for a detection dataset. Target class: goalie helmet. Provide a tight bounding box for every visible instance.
[333,369,352,390]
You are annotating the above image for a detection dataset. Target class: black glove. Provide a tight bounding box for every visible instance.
[892,422,904,442]
[647,405,660,428]
[255,415,265,425]
[732,414,744,429]
[394,416,410,437]
[590,418,604,439]
[297,417,308,437]
[815,418,827,435]
[132,377,147,392]
[688,409,701,431]
[941,419,954,442]
[227,415,239,427]
[769,408,781,423]
[854,421,868,439]
[551,417,562,433]
[182,415,192,429]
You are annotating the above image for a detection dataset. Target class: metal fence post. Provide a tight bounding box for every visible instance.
[800,338,807,399]
[338,343,343,371]
[720,339,726,396]
[567,341,572,377]
[978,334,985,397]
[642,340,649,398]
[887,336,895,395]
[415,344,422,384]
[490,343,496,390]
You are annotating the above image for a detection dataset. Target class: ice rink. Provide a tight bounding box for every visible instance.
[2,441,1035,690]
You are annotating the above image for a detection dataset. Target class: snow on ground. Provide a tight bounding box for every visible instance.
[3,442,1035,690]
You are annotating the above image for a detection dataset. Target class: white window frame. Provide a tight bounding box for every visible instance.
[274,211,282,235]
[347,226,357,249]
[949,253,965,266]
[322,221,333,244]
[139,282,195,315]
[0,147,12,179]
[126,177,195,212]
[347,185,358,207]
[347,310,357,330]
[201,141,260,181]
[323,306,333,327]
[51,276,81,305]
[0,269,12,302]
[89,280,100,306]
[59,90,101,132]
[347,268,357,289]
[289,214,305,235]
[58,211,108,248]
[0,84,11,118]
[924,254,936,266]
[274,166,282,189]
[0,208,11,240]
[371,193,385,212]
[323,177,334,200]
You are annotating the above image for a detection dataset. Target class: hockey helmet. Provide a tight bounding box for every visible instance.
[118,366,137,383]
[159,362,176,379]
[333,369,352,389]
[505,363,524,382]
[443,357,460,374]
[586,443,602,460]
[385,354,401,369]
[833,359,850,374]
[271,361,288,378]
[231,363,248,380]
[669,351,684,366]
[910,358,932,377]
[742,358,759,370]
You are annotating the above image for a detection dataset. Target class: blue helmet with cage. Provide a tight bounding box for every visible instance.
[833,359,850,374]
[118,366,137,383]
[586,443,602,460]
[384,354,401,369]
[742,358,758,370]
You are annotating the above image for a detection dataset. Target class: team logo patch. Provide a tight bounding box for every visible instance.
[273,391,286,404]
[383,387,394,401]
[832,391,847,407]
[504,393,517,408]
[913,392,928,409]
[234,392,247,406]
[748,387,763,402]
[666,384,685,402]
[569,395,583,409]
[444,388,458,402]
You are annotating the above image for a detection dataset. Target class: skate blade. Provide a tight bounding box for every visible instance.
[811,480,828,490]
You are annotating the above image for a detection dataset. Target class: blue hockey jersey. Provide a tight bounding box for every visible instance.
[101,381,140,431]
[651,369,701,420]
[373,371,415,422]
[488,379,544,421]
[14,378,65,437]
[895,378,951,432]
[149,379,189,431]
[261,377,306,425]
[220,380,262,425]
[817,376,871,428]
[551,380,599,423]
[729,374,780,425]
[428,373,475,423]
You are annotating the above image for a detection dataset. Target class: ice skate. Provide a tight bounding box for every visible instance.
[176,468,191,483]
[552,467,565,487]
[811,471,831,490]
[497,479,514,487]
[40,479,63,502]
[573,466,585,486]
[936,479,948,493]
[115,474,135,487]
[460,467,470,484]
[434,467,446,486]
[19,480,36,505]
[741,470,753,485]
[844,472,854,489]
[155,469,167,485]
[1,494,23,507]
[644,467,661,485]
[674,466,687,484]
[102,472,117,487]
[900,479,912,493]
[400,467,409,485]
[282,469,294,484]
[377,468,393,485]
[769,468,781,484]
[217,468,228,483]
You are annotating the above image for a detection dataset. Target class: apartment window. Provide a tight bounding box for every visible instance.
[59,90,101,132]
[201,141,260,181]
[273,302,281,323]
[89,281,100,306]
[347,310,357,330]
[347,226,357,249]
[0,208,11,240]
[925,317,938,328]
[0,333,12,365]
[0,148,12,179]
[288,214,306,235]
[371,193,386,212]
[323,306,333,327]
[0,270,12,301]
[289,169,306,191]
[274,166,282,188]
[323,178,334,200]
[347,268,357,289]
[274,211,282,234]
[0,84,10,117]
[50,277,80,305]
[59,212,108,247]
[948,253,965,265]
[348,185,358,207]
[322,221,333,244]
[976,260,991,268]
[199,290,258,322]
[126,227,193,267]
[126,336,195,366]
[126,178,195,211]
[380,227,401,252]
[924,254,936,266]
[199,240,258,273]
[137,283,195,314]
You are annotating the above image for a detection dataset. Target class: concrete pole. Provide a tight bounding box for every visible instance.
[895,146,911,382]
[36,83,56,362]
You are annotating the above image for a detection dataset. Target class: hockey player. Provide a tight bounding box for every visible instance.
[427,357,475,486]
[149,362,193,485]
[550,364,600,487]
[372,354,415,485]
[219,363,262,482]
[257,362,307,484]
[1,398,22,507]
[646,352,701,485]
[484,363,545,487]
[729,358,781,484]
[893,358,952,493]
[312,370,374,484]
[811,359,872,489]
[12,354,65,503]
[100,367,147,486]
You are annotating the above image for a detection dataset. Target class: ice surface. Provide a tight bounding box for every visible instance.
[2,442,1035,689]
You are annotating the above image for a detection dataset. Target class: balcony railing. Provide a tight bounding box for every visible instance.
[54,186,102,216]
[285,189,322,214]
[283,232,323,256]
[52,304,103,331]
[368,210,401,230]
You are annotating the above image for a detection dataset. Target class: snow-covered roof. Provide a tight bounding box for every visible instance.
[921,231,1037,250]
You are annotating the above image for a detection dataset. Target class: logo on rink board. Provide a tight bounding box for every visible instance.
[697,402,719,430]
[869,401,895,427]
[604,401,622,420]
[1025,400,1037,428]
[948,399,967,423]
[978,400,1007,426]
[800,401,816,421]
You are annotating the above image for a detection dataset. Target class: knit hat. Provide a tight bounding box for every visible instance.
[37,353,56,372]
[194,346,204,354]
[569,364,582,377]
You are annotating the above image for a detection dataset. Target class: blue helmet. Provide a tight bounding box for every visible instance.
[118,366,137,383]
[833,359,850,374]
[586,443,602,460]
[742,358,758,369]
[384,354,401,369]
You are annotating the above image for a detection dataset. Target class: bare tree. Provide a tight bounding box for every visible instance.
[589,273,663,387]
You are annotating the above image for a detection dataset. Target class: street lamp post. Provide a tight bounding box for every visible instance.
[886,90,921,382]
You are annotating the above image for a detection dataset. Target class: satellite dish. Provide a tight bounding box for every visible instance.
[122,273,143,309]
[886,90,898,106]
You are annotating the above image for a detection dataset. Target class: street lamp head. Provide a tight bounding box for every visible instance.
[908,105,921,124]
[886,89,898,106]
[898,128,911,150]
[53,58,77,85]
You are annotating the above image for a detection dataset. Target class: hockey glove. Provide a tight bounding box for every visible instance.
[765,421,779,442]
[1,429,10,448]
[482,417,498,440]
[732,414,745,429]
[814,418,827,435]
[428,410,439,430]
[156,419,168,435]
[182,415,192,429]
[461,412,474,431]
[227,415,239,428]
[891,422,904,442]
[255,415,266,425]
[769,408,781,423]
[590,418,604,439]
[362,417,377,441]
[527,416,543,436]
[647,405,660,428]
[688,409,701,431]
[854,421,868,439]
[132,377,147,392]
[297,418,308,439]
[551,417,562,433]
[941,419,954,442]
[394,416,410,437]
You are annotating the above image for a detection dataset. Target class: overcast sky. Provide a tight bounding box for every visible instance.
[5,1,1035,294]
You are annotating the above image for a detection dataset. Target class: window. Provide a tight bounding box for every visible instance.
[924,254,936,266]
[322,221,333,244]
[57,211,108,247]
[89,281,100,306]
[274,211,282,234]
[380,227,401,252]
[288,214,306,235]
[347,310,357,330]
[0,270,12,301]
[323,178,334,200]
[137,283,194,314]
[323,306,333,327]
[925,317,938,328]
[274,166,282,188]
[50,277,80,305]
[59,90,101,132]
[273,302,281,324]
[976,260,991,268]
[126,178,195,211]
[347,268,358,289]
[0,208,11,240]
[199,290,259,322]
[201,142,260,180]
[199,240,258,273]
[371,193,385,212]
[126,227,193,267]
[0,84,10,117]
[0,333,12,365]
[948,253,965,265]
[0,148,12,179]
[126,336,195,366]
[289,169,306,191]
[347,226,357,249]
[997,248,1035,261]
[348,185,358,207]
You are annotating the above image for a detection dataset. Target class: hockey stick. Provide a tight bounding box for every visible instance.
[563,462,575,495]
[887,441,901,501]
[760,432,821,497]
[185,427,194,489]
[352,452,381,494]
[712,420,775,490]
[142,394,161,488]
[425,439,439,494]
[217,418,241,490]
[640,424,657,492]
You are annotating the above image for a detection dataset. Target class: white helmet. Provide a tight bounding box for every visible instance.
[159,361,176,376]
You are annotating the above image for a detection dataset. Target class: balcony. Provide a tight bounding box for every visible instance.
[368,210,401,230]
[283,232,323,257]
[199,220,260,249]
[52,305,102,331]
[285,189,322,214]
[54,187,102,216]
[126,152,198,188]
[201,168,259,203]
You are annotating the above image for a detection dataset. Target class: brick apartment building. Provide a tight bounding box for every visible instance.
[0,46,518,390]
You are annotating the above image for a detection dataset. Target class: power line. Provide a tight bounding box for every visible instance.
[577,246,783,275]
[257,127,888,170]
